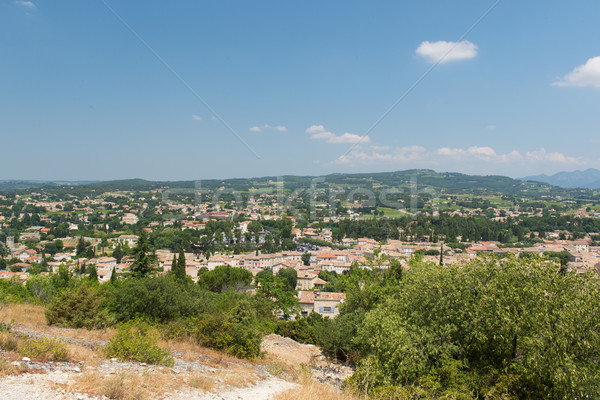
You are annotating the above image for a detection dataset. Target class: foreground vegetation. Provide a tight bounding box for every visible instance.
[2,252,600,399]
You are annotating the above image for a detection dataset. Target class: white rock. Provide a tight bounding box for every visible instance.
[21,357,31,362]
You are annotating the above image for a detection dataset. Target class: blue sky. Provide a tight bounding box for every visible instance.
[1,0,599,180]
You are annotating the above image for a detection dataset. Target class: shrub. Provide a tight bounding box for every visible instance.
[163,314,261,359]
[105,321,173,366]
[18,337,69,361]
[25,275,56,303]
[107,276,205,323]
[46,284,114,329]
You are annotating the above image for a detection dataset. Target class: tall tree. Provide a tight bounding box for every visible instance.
[175,247,187,281]
[171,253,177,274]
[87,264,98,282]
[301,252,311,266]
[112,245,124,263]
[129,232,157,278]
[76,236,87,256]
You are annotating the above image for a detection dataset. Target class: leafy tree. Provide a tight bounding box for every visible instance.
[255,272,299,318]
[112,245,124,263]
[0,242,9,260]
[197,265,253,293]
[54,239,64,252]
[301,252,311,266]
[350,256,600,399]
[108,275,207,323]
[277,267,297,291]
[25,274,55,303]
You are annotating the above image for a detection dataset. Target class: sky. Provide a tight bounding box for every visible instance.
[1,0,600,181]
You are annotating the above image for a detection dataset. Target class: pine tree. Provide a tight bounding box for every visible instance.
[439,243,444,266]
[110,266,117,283]
[129,232,157,278]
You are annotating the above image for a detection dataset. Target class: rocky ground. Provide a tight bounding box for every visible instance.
[1,325,353,400]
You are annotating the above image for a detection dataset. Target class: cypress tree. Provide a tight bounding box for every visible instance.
[87,264,98,282]
[171,253,177,274]
[175,247,186,281]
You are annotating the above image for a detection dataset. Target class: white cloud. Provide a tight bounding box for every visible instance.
[249,124,287,133]
[553,57,600,89]
[486,125,497,131]
[416,40,478,64]
[15,0,35,8]
[306,125,325,134]
[436,146,523,163]
[336,146,426,165]
[192,115,202,121]
[336,145,579,168]
[524,148,580,164]
[306,125,370,145]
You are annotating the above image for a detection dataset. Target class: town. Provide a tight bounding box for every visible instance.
[2,171,600,317]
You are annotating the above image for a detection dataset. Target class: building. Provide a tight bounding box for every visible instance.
[297,290,345,318]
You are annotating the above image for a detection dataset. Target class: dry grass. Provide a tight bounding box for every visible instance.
[187,374,215,391]
[71,370,183,400]
[47,326,116,342]
[66,342,103,367]
[161,337,239,364]
[275,380,364,400]
[0,303,46,326]
[218,369,260,388]
[0,358,29,378]
[276,365,363,400]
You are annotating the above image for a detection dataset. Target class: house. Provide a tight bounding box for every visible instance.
[121,213,139,225]
[118,235,139,247]
[297,291,345,318]
[296,272,327,291]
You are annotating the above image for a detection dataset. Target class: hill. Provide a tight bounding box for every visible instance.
[521,168,600,189]
[0,170,568,199]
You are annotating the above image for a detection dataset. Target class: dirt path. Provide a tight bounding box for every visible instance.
[2,324,300,400]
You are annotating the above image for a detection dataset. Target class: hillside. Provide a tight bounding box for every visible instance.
[521,168,600,189]
[2,170,567,198]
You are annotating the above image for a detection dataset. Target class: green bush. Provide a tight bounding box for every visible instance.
[105,320,173,366]
[46,284,114,329]
[18,337,69,362]
[0,278,30,302]
[107,275,206,323]
[163,314,261,359]
[349,256,600,398]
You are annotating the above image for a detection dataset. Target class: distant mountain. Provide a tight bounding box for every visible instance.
[521,168,600,189]
[0,170,565,197]
[0,180,98,191]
